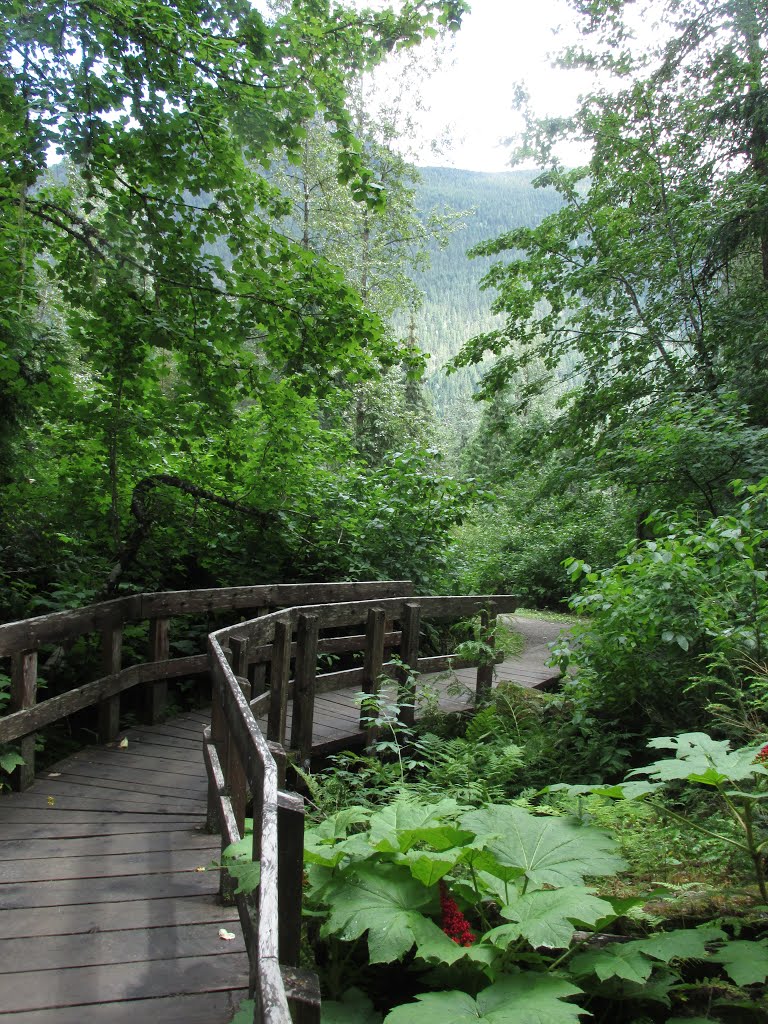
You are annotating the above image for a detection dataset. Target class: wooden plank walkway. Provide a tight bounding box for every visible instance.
[0,615,564,1021]
[0,709,248,1023]
[268,613,565,752]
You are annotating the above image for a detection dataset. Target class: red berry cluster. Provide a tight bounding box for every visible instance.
[439,880,475,946]
[756,744,768,763]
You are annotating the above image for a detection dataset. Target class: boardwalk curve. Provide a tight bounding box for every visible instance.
[0,585,566,1023]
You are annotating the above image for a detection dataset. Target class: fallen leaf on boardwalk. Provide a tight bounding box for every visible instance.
[48,772,61,778]
[47,796,55,807]
[118,738,129,748]
[195,866,206,872]
[218,928,236,941]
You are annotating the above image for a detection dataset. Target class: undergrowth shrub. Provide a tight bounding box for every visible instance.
[557,478,768,746]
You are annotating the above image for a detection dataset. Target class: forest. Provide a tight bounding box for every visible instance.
[2,0,768,1021]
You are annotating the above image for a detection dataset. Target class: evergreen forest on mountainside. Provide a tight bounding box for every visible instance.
[3,1,768,1022]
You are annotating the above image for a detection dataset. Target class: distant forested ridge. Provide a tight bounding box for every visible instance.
[409,167,563,430]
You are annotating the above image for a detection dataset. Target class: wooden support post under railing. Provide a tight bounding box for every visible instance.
[475,603,497,705]
[10,649,37,791]
[145,615,170,724]
[291,614,319,768]
[229,635,249,682]
[360,607,386,744]
[249,606,270,695]
[398,603,421,727]
[277,789,306,968]
[268,620,291,746]
[98,621,122,743]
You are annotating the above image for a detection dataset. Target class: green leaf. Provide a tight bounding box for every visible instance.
[630,733,767,787]
[321,862,436,963]
[368,797,462,853]
[570,944,654,984]
[400,849,460,887]
[0,751,25,774]
[305,830,375,868]
[495,886,615,949]
[708,939,768,986]
[636,925,725,963]
[461,805,626,888]
[321,987,382,1024]
[383,975,585,1024]
[225,859,261,895]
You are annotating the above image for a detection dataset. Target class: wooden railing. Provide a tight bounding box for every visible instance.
[204,592,517,1024]
[0,581,412,789]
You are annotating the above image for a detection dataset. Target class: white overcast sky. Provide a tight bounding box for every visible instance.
[391,0,592,172]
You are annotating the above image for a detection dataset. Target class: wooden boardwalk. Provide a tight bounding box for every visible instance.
[276,613,565,752]
[0,710,248,1023]
[0,614,564,1021]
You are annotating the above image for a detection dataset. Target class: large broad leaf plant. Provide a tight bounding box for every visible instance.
[296,732,768,1023]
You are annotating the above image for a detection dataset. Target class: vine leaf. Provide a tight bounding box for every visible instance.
[492,887,615,949]
[460,804,626,888]
[383,975,585,1024]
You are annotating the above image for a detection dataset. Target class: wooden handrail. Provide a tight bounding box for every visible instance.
[0,581,413,786]
[204,592,517,1024]
[1,582,517,1023]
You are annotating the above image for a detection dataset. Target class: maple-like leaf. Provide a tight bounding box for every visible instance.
[491,886,615,949]
[383,975,585,1024]
[708,939,768,985]
[397,849,461,887]
[320,862,438,963]
[368,797,465,853]
[461,805,626,888]
[636,925,725,964]
[630,732,768,787]
[570,944,655,984]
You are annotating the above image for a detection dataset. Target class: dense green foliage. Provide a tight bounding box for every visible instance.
[5,1,768,1020]
[0,0,472,617]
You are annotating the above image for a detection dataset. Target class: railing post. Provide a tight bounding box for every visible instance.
[291,613,319,769]
[277,790,305,968]
[398,603,421,727]
[144,615,170,724]
[268,620,291,746]
[98,621,122,743]
[475,603,497,705]
[360,607,386,744]
[10,649,37,791]
[249,606,270,695]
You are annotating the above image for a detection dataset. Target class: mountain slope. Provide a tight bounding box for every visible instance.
[410,166,563,429]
